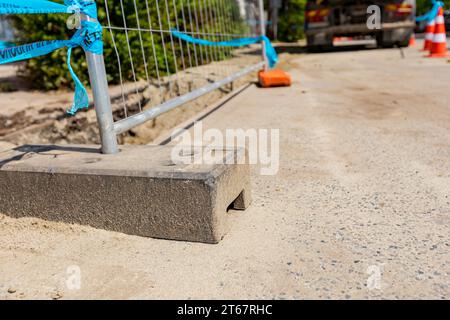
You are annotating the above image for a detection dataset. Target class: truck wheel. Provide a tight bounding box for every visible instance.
[377,31,413,48]
[381,42,395,48]
[377,40,395,48]
[376,34,392,48]
[306,36,318,52]
[307,45,322,53]
[307,36,333,52]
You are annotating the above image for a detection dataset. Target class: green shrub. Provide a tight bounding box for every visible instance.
[417,0,450,15]
[8,0,245,90]
[278,0,306,42]
[266,0,306,42]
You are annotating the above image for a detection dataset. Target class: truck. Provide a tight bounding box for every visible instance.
[305,0,416,50]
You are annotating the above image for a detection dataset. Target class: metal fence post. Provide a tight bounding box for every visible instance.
[258,0,268,71]
[82,14,119,155]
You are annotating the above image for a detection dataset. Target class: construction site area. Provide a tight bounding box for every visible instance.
[0,0,449,302]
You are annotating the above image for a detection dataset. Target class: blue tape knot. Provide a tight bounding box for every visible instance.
[416,1,444,22]
[0,0,101,115]
[0,0,97,19]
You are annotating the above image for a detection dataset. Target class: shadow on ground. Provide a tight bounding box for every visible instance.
[242,42,386,57]
[275,43,380,55]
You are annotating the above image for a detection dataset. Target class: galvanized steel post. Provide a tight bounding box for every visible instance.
[258,0,268,71]
[82,14,119,154]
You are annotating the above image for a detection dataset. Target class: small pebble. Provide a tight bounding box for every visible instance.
[51,292,63,300]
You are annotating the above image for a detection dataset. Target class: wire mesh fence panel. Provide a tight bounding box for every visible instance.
[0,17,14,42]
[96,0,265,135]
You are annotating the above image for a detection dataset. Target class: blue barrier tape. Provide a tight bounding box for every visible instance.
[416,1,443,22]
[0,41,14,49]
[0,21,102,115]
[0,0,100,115]
[0,0,97,19]
[171,29,279,69]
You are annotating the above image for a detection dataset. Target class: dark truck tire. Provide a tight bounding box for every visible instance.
[307,35,333,52]
[376,31,412,48]
[378,41,395,48]
[306,35,320,52]
[376,33,394,48]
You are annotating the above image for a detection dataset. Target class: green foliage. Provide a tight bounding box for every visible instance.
[9,12,82,90]
[277,0,306,42]
[417,0,450,15]
[265,0,306,42]
[0,81,15,92]
[8,0,245,90]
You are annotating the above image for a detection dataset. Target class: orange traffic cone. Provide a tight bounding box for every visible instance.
[428,7,449,58]
[259,69,292,88]
[409,33,416,46]
[422,18,435,51]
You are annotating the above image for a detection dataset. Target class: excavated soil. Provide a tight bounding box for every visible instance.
[0,51,261,148]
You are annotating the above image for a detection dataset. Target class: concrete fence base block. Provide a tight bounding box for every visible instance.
[0,145,252,244]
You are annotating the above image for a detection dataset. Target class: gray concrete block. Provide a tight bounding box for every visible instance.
[0,145,252,244]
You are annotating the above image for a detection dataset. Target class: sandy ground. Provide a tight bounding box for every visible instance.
[1,40,450,299]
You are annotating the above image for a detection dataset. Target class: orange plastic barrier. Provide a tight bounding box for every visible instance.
[258,69,292,88]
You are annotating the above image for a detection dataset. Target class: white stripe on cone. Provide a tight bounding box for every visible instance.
[425,33,434,40]
[433,33,447,43]
[435,16,444,24]
[425,20,436,40]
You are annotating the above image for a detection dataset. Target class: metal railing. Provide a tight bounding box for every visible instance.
[86,0,268,154]
[0,17,13,42]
